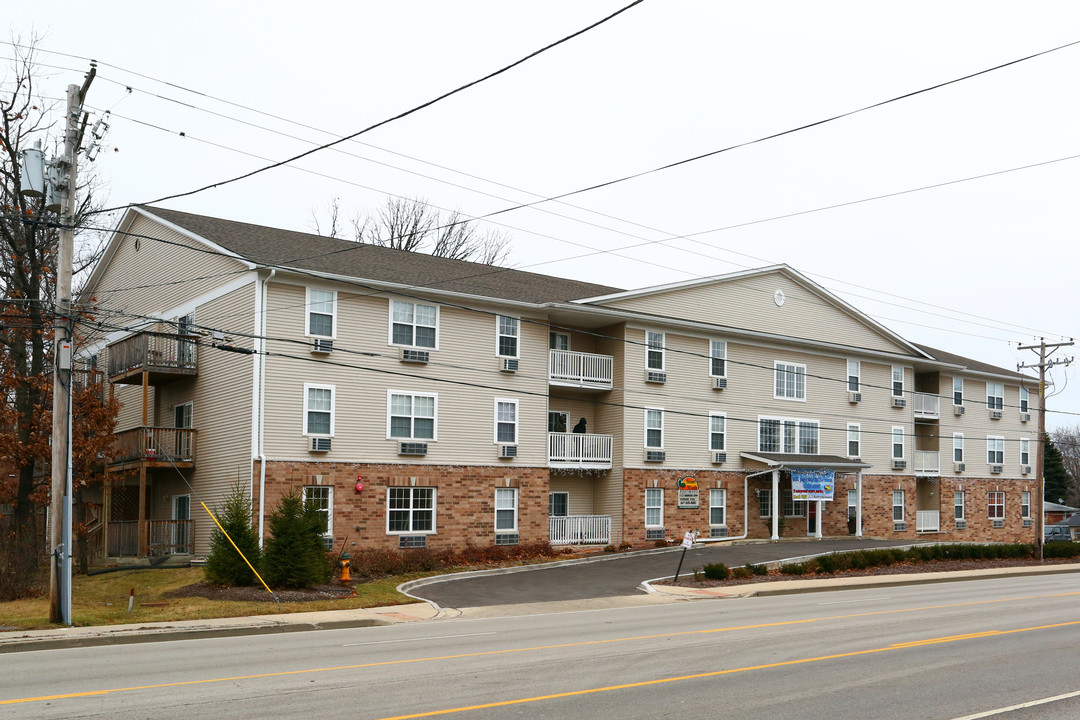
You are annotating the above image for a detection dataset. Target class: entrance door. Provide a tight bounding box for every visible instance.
[172,494,190,553]
[174,402,192,459]
[807,502,818,536]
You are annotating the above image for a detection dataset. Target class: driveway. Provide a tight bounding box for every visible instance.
[411,537,914,609]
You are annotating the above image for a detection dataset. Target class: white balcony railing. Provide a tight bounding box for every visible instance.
[913,392,940,419]
[548,432,613,468]
[549,515,611,545]
[913,450,940,475]
[548,350,613,389]
[916,510,940,533]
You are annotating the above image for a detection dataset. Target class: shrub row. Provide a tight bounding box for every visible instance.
[1043,541,1080,559]
[776,543,1041,576]
[349,541,560,580]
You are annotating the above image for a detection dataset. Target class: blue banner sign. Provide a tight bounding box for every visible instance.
[791,468,835,501]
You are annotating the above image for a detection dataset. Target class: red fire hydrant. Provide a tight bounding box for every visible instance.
[340,550,351,585]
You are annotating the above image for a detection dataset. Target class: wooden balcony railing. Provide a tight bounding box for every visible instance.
[107,327,198,383]
[112,427,197,465]
[549,350,614,389]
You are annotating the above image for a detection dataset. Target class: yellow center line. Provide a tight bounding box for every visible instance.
[4,589,1080,707]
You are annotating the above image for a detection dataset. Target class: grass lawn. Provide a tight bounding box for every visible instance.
[0,568,434,631]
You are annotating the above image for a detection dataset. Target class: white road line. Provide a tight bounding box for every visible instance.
[818,597,890,605]
[949,690,1080,719]
[342,632,497,647]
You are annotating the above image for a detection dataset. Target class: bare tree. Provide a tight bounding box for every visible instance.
[311,195,511,265]
[1050,426,1080,505]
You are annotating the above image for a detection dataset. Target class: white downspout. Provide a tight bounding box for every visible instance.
[771,469,780,540]
[855,470,864,537]
[697,467,777,544]
[257,268,274,547]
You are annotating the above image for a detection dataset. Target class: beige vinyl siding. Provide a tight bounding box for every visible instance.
[263,284,549,466]
[944,377,1031,479]
[596,467,624,540]
[549,475,596,514]
[91,215,249,320]
[600,273,910,354]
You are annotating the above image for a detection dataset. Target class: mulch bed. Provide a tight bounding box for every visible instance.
[662,557,1080,589]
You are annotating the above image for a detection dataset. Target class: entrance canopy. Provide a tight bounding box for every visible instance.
[740,452,872,472]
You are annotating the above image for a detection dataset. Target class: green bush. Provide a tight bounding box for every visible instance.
[731,566,753,579]
[748,563,768,576]
[204,482,262,586]
[1044,541,1080,558]
[261,490,333,589]
[780,563,808,575]
[703,562,730,580]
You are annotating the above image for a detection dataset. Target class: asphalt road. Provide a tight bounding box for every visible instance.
[412,537,912,608]
[5,573,1080,719]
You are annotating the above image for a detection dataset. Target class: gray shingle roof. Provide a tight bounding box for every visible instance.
[144,207,623,304]
[914,343,1028,380]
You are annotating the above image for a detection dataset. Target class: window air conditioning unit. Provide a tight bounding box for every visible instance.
[399,442,428,456]
[848,392,861,404]
[310,437,331,453]
[311,338,334,354]
[645,450,666,463]
[990,464,1003,474]
[499,445,518,459]
[954,462,965,472]
[990,410,1003,420]
[1020,413,1031,423]
[892,398,906,408]
[955,520,967,530]
[401,349,429,363]
[1021,465,1032,475]
[646,371,667,384]
[953,405,965,416]
[710,527,729,538]
[892,459,906,470]
[501,358,519,373]
[713,377,727,390]
[992,519,1004,529]
[712,452,727,464]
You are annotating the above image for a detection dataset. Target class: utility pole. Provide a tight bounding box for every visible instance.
[1018,337,1074,562]
[48,67,95,625]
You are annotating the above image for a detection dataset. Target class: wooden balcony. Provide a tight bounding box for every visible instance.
[549,350,613,390]
[548,432,613,469]
[107,328,198,385]
[109,427,197,469]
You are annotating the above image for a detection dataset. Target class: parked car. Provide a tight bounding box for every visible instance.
[1044,525,1073,542]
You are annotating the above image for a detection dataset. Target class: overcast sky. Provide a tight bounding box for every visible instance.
[5,1,1078,429]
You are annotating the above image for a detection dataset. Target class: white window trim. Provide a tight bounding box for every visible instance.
[494,398,519,444]
[988,491,1005,519]
[892,366,905,398]
[495,315,521,359]
[953,376,964,406]
[303,383,335,437]
[759,488,772,518]
[1019,386,1029,413]
[757,416,820,454]
[893,490,905,522]
[549,331,570,351]
[495,487,519,532]
[709,339,727,378]
[847,359,860,393]
[987,435,1005,465]
[388,298,440,350]
[174,401,193,429]
[847,422,860,458]
[385,487,437,535]
[645,487,664,528]
[645,407,664,450]
[986,382,1004,410]
[709,488,727,527]
[709,412,726,452]
[953,433,964,463]
[305,287,337,339]
[955,491,965,521]
[302,485,333,541]
[549,491,569,517]
[1020,438,1031,466]
[548,410,569,434]
[645,330,665,371]
[1021,490,1031,520]
[891,426,905,460]
[774,361,807,401]
[386,389,438,441]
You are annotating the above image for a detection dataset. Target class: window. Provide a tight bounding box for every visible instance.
[307,288,335,338]
[759,488,773,518]
[494,399,518,444]
[495,488,518,531]
[892,427,905,460]
[549,332,570,350]
[174,402,193,429]
[646,331,665,371]
[893,490,905,522]
[390,300,438,349]
[955,491,965,521]
[645,408,664,449]
[987,436,1004,465]
[988,491,1005,519]
[1020,386,1029,413]
[1022,491,1031,520]
[782,489,805,517]
[496,316,519,358]
[953,433,964,463]
[303,486,333,548]
[548,411,568,434]
[774,362,806,400]
[758,417,819,454]
[986,382,1004,410]
[645,487,664,527]
[1020,438,1030,466]
[892,366,905,397]
[709,488,726,527]
[847,489,857,521]
[387,487,435,533]
[847,360,860,392]
[847,423,860,457]
[549,492,568,517]
[953,376,964,406]
[304,384,334,436]
[388,391,437,440]
[709,413,726,451]
[710,340,727,377]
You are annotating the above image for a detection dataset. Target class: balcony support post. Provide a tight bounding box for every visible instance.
[137,465,148,557]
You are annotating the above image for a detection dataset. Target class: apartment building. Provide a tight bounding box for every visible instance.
[83,206,1040,558]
